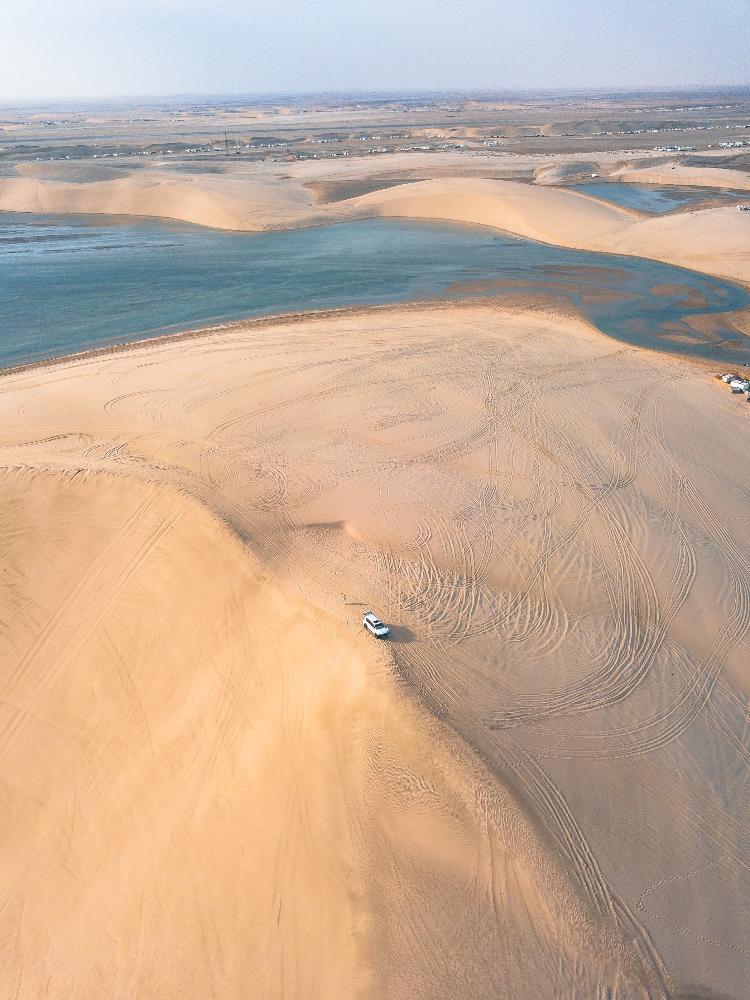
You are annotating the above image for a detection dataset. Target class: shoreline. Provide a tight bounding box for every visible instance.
[2,291,747,383]
[0,296,587,376]
[4,91,750,999]
[2,173,749,283]
[3,209,749,377]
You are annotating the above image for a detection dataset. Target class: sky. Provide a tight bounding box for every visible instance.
[2,0,749,102]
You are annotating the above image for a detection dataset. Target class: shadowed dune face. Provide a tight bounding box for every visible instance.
[0,470,667,999]
[1,302,749,998]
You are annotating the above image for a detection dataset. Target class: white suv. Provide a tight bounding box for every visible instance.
[363,612,390,638]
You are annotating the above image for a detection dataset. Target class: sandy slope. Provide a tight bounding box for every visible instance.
[354,178,750,283]
[1,167,749,282]
[0,171,316,230]
[607,206,750,284]
[352,175,639,241]
[1,303,749,998]
[2,469,656,1000]
[613,162,750,191]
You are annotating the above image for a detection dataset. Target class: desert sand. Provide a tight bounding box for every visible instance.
[2,167,748,283]
[355,177,750,283]
[1,302,749,998]
[0,168,315,231]
[613,162,750,191]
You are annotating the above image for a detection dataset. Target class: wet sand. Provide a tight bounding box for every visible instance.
[1,301,748,999]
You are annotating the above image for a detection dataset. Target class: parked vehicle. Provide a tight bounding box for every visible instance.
[721,373,739,383]
[729,378,750,391]
[362,612,390,638]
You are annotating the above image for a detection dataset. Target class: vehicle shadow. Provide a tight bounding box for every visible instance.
[387,625,417,644]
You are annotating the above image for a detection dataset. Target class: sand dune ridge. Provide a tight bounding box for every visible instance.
[1,302,748,997]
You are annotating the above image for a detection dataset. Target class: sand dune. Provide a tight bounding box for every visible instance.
[0,171,317,230]
[2,302,749,998]
[354,177,750,283]
[613,162,750,191]
[2,168,749,283]
[532,161,603,185]
[352,175,640,239]
[607,206,750,284]
[0,466,666,999]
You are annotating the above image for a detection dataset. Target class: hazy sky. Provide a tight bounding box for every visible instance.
[2,0,749,101]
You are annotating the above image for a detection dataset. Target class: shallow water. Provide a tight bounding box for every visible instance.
[572,181,746,214]
[1,213,748,368]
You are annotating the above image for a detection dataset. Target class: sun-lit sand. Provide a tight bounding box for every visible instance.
[613,162,750,191]
[2,166,748,283]
[6,471,646,1000]
[353,178,750,283]
[1,302,749,998]
[0,168,315,230]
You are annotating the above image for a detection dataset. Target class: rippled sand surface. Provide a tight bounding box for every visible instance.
[1,303,748,998]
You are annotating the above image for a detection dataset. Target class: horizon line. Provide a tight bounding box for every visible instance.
[3,82,750,107]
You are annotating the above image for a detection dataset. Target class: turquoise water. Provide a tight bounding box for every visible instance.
[1,213,748,369]
[572,182,745,214]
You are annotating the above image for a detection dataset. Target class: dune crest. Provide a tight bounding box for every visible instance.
[1,170,748,282]
[0,172,316,231]
[2,302,749,997]
[0,468,668,999]
[613,162,750,191]
[353,177,750,283]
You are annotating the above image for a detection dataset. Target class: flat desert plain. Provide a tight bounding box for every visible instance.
[1,302,749,999]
